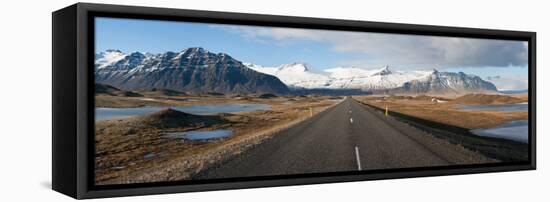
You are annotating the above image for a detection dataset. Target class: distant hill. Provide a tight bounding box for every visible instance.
[95,83,143,97]
[135,108,225,128]
[142,88,187,96]
[95,48,290,95]
[452,94,524,105]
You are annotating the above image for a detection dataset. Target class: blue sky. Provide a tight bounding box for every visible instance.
[95,17,352,69]
[95,17,529,90]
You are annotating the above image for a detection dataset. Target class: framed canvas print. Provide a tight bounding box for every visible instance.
[52,3,536,199]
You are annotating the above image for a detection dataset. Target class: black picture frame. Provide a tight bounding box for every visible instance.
[52,3,536,199]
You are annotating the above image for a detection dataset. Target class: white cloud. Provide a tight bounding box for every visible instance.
[215,25,528,70]
[486,76,528,91]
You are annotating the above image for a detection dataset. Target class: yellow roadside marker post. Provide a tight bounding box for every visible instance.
[385,106,388,117]
[310,107,313,117]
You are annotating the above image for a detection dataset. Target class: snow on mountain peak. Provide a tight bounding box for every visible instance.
[324,67,373,79]
[278,62,309,72]
[246,63,445,91]
[128,51,145,57]
[190,47,205,51]
[96,50,127,69]
[243,62,261,69]
[246,62,330,89]
[371,65,392,76]
[183,47,207,54]
[104,49,123,53]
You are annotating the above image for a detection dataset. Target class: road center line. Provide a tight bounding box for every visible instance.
[350,118,353,124]
[355,146,362,171]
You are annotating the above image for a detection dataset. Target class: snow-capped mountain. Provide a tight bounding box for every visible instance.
[95,48,289,94]
[95,47,496,95]
[393,70,498,94]
[324,66,435,90]
[244,62,331,89]
[246,63,497,94]
[95,49,127,69]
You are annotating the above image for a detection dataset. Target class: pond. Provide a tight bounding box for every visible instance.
[95,103,271,121]
[458,102,527,112]
[163,129,234,141]
[470,120,528,143]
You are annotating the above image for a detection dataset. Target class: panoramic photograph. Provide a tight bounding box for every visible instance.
[94,17,529,185]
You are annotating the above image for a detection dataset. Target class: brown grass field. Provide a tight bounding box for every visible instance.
[95,94,340,185]
[95,91,528,184]
[353,93,528,129]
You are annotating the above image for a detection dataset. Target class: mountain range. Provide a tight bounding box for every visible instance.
[95,48,289,94]
[246,63,497,94]
[95,47,497,95]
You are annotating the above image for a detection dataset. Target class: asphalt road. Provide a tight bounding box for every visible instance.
[195,97,452,179]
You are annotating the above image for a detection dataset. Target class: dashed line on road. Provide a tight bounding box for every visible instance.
[355,146,362,171]
[350,118,353,124]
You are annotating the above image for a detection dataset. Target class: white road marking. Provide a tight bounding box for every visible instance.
[355,146,362,171]
[350,118,353,124]
[349,110,352,113]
